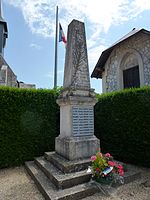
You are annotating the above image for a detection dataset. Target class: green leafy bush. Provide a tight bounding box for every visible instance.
[1,85,150,168]
[0,87,59,168]
[95,86,150,167]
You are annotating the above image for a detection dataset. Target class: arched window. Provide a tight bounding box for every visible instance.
[119,49,144,89]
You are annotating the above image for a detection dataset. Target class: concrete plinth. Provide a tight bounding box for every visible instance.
[55,136,100,160]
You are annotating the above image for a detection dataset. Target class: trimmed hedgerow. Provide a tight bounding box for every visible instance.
[95,86,150,167]
[0,86,59,168]
[1,85,150,168]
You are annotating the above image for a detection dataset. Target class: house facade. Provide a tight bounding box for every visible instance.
[91,29,150,93]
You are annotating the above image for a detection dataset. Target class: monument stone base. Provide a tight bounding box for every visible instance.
[55,136,100,160]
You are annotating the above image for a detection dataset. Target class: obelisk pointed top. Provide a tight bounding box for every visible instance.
[63,19,90,90]
[69,19,84,25]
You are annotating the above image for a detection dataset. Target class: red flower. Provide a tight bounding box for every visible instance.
[91,156,96,161]
[108,161,115,166]
[105,153,111,157]
[117,164,123,169]
[96,168,100,172]
[118,169,124,176]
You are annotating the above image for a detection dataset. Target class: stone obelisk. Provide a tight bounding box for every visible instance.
[55,19,100,160]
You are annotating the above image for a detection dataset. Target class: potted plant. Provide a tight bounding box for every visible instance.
[90,151,124,185]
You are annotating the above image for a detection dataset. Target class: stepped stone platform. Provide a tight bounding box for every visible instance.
[25,152,141,200]
[25,152,99,200]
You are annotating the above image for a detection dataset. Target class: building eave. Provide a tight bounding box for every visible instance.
[0,19,8,36]
[91,28,150,79]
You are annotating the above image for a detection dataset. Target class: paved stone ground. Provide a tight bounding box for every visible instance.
[0,165,150,200]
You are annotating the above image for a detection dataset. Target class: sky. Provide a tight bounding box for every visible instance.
[3,0,150,93]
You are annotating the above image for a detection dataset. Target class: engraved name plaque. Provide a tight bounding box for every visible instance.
[72,106,94,136]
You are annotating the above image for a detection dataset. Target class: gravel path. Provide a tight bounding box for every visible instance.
[0,166,44,200]
[0,165,149,200]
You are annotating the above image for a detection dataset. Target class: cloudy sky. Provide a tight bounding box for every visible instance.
[3,0,150,92]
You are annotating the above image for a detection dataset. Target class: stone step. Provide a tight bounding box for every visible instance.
[35,156,92,189]
[25,161,99,200]
[45,152,91,173]
[120,164,141,185]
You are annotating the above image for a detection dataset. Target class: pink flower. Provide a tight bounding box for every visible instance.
[91,156,96,161]
[108,161,115,166]
[117,164,123,170]
[98,152,102,157]
[105,153,111,157]
[118,169,124,176]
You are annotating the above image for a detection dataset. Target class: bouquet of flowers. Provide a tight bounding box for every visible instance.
[90,151,124,184]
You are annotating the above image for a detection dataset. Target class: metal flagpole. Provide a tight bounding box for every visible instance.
[54,6,58,89]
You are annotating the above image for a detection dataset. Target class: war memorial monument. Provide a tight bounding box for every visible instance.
[55,19,100,160]
[25,19,140,200]
[25,19,100,199]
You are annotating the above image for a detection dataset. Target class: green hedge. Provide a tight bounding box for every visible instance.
[0,87,59,168]
[95,86,150,167]
[1,86,150,168]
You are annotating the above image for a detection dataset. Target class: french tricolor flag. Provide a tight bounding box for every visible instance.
[59,23,67,44]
